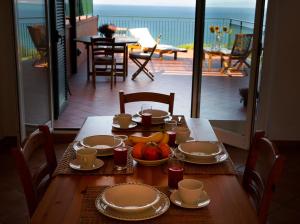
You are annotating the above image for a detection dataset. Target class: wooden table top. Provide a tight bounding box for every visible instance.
[31,116,258,224]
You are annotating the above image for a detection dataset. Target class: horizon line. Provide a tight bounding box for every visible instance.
[93,4,255,8]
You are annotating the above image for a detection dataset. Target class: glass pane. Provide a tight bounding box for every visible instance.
[200,0,257,147]
[15,0,52,135]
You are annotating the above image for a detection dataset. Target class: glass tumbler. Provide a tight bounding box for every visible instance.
[168,157,184,191]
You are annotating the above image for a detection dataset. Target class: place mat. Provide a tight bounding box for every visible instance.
[162,155,237,175]
[53,143,133,176]
[112,115,188,132]
[79,186,212,224]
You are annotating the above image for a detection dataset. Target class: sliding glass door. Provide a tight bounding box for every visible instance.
[193,0,266,149]
[14,0,53,138]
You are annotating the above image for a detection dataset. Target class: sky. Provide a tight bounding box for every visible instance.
[93,0,256,8]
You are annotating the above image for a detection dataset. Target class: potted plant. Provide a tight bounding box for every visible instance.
[98,24,117,38]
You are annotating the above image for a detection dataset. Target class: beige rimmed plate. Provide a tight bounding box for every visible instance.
[72,142,114,157]
[174,144,228,165]
[101,183,160,213]
[170,190,210,209]
[80,135,123,150]
[69,158,104,171]
[95,188,170,221]
[133,157,170,166]
[112,121,137,129]
[132,114,172,124]
[137,109,170,119]
[178,141,222,159]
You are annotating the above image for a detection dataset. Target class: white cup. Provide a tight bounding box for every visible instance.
[76,148,97,169]
[114,113,132,128]
[178,179,204,205]
[175,127,190,144]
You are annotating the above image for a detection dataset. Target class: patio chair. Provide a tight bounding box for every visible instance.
[10,125,57,217]
[220,33,253,73]
[129,28,187,60]
[129,44,157,80]
[27,25,48,67]
[91,37,116,89]
[119,91,175,115]
[242,131,284,224]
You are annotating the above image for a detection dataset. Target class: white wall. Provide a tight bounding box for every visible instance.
[257,0,300,140]
[0,0,20,139]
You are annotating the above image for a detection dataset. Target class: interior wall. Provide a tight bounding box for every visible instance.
[0,0,20,140]
[257,0,300,140]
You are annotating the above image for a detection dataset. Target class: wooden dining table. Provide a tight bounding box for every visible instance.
[75,35,138,78]
[31,116,258,224]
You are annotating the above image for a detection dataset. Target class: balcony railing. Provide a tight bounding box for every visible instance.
[17,16,254,58]
[99,15,254,48]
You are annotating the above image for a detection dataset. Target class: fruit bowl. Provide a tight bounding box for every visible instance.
[132,154,170,166]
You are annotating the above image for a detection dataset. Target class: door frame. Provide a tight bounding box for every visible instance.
[191,0,266,149]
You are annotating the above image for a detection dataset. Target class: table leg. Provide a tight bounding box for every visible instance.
[208,54,212,72]
[125,45,128,77]
[86,44,90,81]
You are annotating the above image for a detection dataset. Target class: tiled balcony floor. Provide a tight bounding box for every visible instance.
[54,51,249,128]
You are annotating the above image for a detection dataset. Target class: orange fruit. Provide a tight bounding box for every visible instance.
[132,142,145,159]
[158,143,171,158]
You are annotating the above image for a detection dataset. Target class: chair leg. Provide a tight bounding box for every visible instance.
[92,71,96,88]
[174,52,177,60]
[131,58,154,81]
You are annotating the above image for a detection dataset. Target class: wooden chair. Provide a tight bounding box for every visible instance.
[10,125,57,217]
[113,44,127,80]
[220,34,253,73]
[242,131,284,224]
[119,91,175,115]
[27,25,48,67]
[91,37,116,89]
[129,44,157,80]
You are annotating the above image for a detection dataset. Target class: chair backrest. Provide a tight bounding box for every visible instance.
[231,34,253,58]
[91,37,115,64]
[27,25,48,51]
[11,125,57,217]
[129,28,157,49]
[119,91,175,115]
[242,131,284,224]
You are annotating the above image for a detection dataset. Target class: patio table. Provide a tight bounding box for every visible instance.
[31,116,258,224]
[204,47,231,72]
[75,35,138,79]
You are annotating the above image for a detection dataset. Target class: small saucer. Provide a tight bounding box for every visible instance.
[170,190,210,209]
[112,121,137,129]
[69,158,104,171]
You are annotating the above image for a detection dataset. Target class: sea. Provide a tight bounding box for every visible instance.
[17,4,255,53]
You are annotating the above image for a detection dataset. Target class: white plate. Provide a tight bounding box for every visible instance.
[72,142,114,157]
[133,156,170,166]
[81,135,123,150]
[95,189,170,221]
[69,158,104,171]
[112,121,137,129]
[170,190,210,209]
[137,109,170,119]
[174,145,228,165]
[178,141,222,159]
[132,114,172,124]
[101,183,160,213]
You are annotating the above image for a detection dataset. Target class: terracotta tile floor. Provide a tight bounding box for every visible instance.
[0,143,298,223]
[54,51,248,128]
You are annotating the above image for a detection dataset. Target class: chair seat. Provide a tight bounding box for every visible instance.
[129,52,151,59]
[219,48,232,55]
[94,55,113,61]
